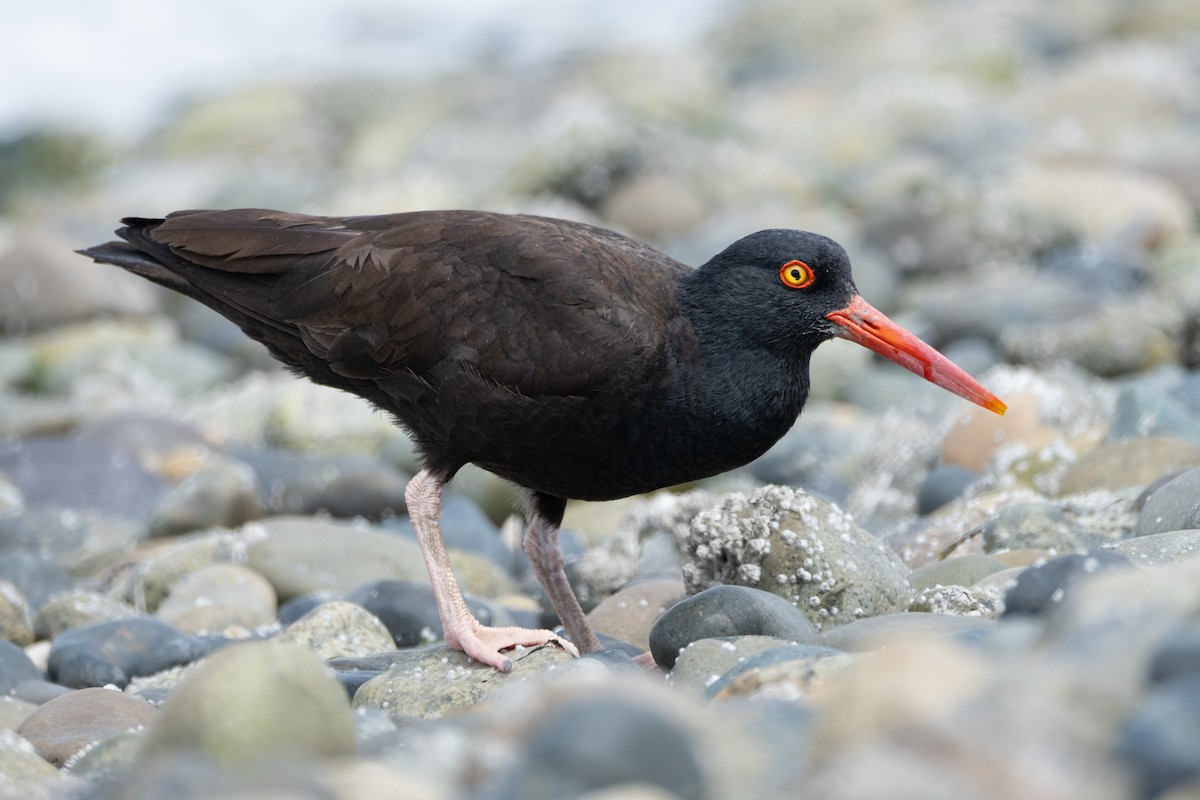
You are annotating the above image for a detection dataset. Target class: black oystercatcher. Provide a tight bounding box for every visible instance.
[81,209,1005,670]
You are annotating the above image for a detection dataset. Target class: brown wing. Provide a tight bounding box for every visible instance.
[139,208,689,399]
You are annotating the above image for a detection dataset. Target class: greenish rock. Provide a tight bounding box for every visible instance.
[33,588,138,640]
[981,503,1085,553]
[1136,469,1200,536]
[668,635,804,695]
[148,460,262,539]
[910,555,1007,592]
[274,600,395,660]
[244,516,428,601]
[0,580,34,646]
[155,563,277,634]
[0,729,63,787]
[133,533,233,612]
[140,641,355,767]
[0,696,37,730]
[353,644,574,719]
[684,486,912,630]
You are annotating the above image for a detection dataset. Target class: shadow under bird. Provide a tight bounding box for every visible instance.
[81,209,1006,670]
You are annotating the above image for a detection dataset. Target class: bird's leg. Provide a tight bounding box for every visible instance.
[405,469,579,671]
[524,493,603,654]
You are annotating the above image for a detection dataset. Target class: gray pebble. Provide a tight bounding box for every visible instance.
[1137,468,1200,536]
[649,585,817,669]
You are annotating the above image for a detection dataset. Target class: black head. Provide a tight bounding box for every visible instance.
[683,228,1007,415]
[683,229,859,354]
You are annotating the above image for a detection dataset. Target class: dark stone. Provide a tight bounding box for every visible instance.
[1134,470,1187,512]
[917,465,980,515]
[509,696,707,800]
[345,579,493,647]
[1137,468,1200,537]
[47,617,201,689]
[1116,679,1200,799]
[336,669,383,700]
[0,639,42,693]
[1001,551,1131,618]
[0,436,171,520]
[649,585,818,669]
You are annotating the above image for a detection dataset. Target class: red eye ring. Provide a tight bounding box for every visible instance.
[779,260,814,289]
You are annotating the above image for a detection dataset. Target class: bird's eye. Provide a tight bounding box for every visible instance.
[779,260,814,289]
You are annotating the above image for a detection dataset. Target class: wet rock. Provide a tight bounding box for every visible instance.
[649,585,817,670]
[16,686,157,767]
[274,600,395,660]
[139,641,356,767]
[155,562,278,634]
[684,486,912,630]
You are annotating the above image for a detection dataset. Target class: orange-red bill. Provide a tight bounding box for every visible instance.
[826,295,1007,415]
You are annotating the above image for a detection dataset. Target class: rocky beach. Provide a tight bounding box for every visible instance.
[3,1,1200,798]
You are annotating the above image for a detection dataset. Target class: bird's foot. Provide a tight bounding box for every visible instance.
[445,620,580,672]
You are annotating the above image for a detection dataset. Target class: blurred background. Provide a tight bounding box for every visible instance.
[2,0,1199,476]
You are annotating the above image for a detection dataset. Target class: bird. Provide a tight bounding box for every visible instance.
[81,209,1005,671]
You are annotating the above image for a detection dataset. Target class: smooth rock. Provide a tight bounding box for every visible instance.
[353,644,574,718]
[980,502,1087,553]
[509,693,707,800]
[0,695,37,729]
[587,578,685,652]
[274,600,395,660]
[131,532,234,612]
[1057,437,1200,496]
[0,639,43,694]
[812,612,995,652]
[649,585,817,669]
[16,687,157,767]
[139,641,356,767]
[148,460,262,538]
[1137,468,1200,536]
[1148,622,1200,687]
[1001,551,1131,618]
[155,562,278,634]
[66,729,144,782]
[346,579,494,647]
[685,486,912,630]
[244,516,428,601]
[47,617,200,689]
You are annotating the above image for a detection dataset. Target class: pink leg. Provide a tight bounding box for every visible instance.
[524,494,603,654]
[405,469,578,671]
